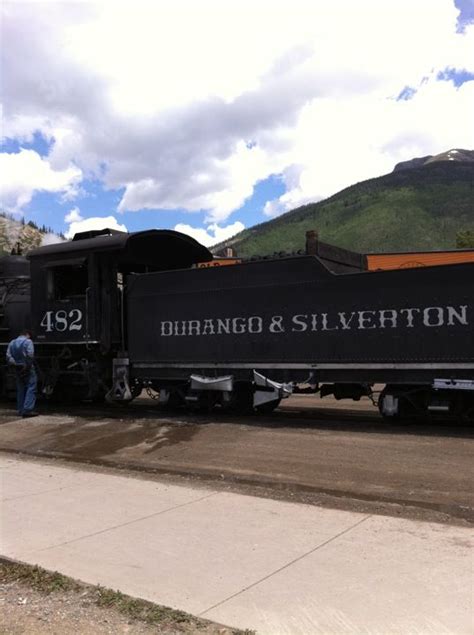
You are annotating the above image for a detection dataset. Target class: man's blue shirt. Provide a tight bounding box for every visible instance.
[6,336,34,366]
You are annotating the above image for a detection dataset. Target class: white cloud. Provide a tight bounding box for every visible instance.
[174,221,245,247]
[2,0,473,222]
[265,77,474,216]
[64,206,83,223]
[65,216,127,240]
[0,149,82,212]
[1,114,54,144]
[119,141,287,223]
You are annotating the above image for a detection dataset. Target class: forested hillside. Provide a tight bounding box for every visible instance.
[213,158,474,257]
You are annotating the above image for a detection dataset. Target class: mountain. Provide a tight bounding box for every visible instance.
[0,214,63,257]
[393,148,474,171]
[213,151,474,257]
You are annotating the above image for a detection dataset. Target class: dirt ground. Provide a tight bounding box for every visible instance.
[0,394,472,526]
[0,561,241,635]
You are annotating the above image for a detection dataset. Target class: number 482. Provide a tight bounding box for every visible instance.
[40,309,83,332]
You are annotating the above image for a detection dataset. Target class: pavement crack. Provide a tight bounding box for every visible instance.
[2,484,81,502]
[199,513,373,617]
[34,491,218,553]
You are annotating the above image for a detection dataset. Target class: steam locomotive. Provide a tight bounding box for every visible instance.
[0,227,473,420]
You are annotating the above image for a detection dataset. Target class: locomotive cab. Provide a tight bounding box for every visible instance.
[27,229,212,399]
[28,229,211,350]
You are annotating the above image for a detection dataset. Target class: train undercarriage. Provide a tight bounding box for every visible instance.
[1,344,473,422]
[113,359,474,421]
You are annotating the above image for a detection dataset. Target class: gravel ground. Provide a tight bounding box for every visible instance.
[0,562,245,635]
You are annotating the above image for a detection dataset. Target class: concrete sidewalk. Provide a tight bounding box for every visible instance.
[1,454,472,634]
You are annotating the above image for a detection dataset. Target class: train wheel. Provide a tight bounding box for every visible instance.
[229,382,255,415]
[229,383,281,415]
[187,391,220,413]
[450,391,474,422]
[255,398,281,414]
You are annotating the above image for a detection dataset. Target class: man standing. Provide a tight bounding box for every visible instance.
[6,329,38,418]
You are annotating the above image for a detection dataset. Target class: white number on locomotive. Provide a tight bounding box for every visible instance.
[40,309,83,332]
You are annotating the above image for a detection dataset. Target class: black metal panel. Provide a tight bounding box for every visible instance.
[0,255,30,278]
[28,230,213,348]
[28,229,212,268]
[28,253,91,344]
[72,228,124,241]
[0,290,31,340]
[314,241,367,272]
[0,257,31,342]
[127,257,474,370]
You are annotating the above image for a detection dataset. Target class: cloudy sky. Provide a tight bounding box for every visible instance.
[1,0,473,246]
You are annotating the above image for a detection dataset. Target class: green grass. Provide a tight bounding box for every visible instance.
[0,560,80,594]
[95,586,192,625]
[0,559,255,634]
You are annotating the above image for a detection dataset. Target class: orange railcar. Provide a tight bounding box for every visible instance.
[195,257,241,268]
[367,250,474,270]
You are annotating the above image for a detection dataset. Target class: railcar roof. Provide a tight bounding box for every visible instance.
[27,229,212,267]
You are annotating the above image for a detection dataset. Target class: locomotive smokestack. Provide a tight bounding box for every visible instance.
[306,230,318,255]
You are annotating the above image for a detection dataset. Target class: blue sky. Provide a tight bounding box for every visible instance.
[1,131,286,236]
[1,0,473,245]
